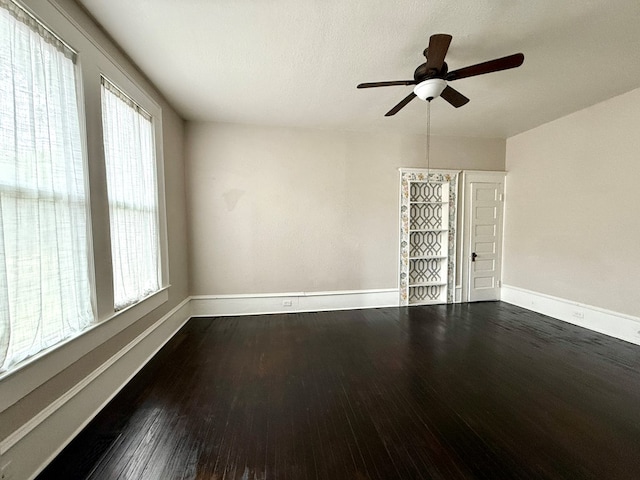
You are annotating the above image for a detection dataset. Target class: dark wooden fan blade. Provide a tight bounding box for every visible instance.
[385,92,417,116]
[440,85,469,108]
[357,80,416,88]
[446,53,524,81]
[424,34,452,73]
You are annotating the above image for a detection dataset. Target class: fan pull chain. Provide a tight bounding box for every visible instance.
[426,99,431,182]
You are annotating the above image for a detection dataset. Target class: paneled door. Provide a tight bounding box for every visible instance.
[463,172,505,302]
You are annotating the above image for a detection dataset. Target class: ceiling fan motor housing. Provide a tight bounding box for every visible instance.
[414,78,447,101]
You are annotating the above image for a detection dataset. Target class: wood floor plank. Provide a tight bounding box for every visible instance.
[38,302,640,479]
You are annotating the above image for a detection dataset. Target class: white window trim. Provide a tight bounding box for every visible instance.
[0,0,170,409]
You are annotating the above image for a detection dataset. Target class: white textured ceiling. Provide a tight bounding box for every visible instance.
[77,0,640,138]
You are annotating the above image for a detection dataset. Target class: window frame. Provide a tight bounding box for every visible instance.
[95,72,169,312]
[0,0,170,410]
[100,74,165,310]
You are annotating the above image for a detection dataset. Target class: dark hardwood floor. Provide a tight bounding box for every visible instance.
[38,302,640,479]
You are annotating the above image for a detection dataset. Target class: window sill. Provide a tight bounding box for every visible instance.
[0,286,170,413]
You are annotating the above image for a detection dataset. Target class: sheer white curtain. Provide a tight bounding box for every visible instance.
[0,0,93,371]
[101,78,160,310]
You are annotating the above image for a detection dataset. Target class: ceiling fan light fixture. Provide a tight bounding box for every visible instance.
[413,78,447,101]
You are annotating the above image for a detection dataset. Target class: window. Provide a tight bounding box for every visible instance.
[101,77,161,311]
[0,0,167,379]
[0,0,94,371]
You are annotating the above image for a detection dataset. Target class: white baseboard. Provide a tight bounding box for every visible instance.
[501,284,640,346]
[190,288,399,317]
[1,298,191,480]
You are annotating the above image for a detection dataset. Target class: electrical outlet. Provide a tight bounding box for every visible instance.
[572,311,584,319]
[282,299,293,307]
[1,460,13,480]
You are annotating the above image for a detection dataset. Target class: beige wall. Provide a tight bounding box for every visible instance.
[186,122,505,295]
[504,87,640,317]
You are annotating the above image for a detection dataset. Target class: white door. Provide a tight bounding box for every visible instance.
[463,172,505,302]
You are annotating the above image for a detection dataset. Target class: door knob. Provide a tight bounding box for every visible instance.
[471,252,477,262]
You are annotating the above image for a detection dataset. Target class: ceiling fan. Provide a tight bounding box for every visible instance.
[357,33,524,116]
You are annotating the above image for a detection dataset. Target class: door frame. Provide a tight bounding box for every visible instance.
[461,171,506,302]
